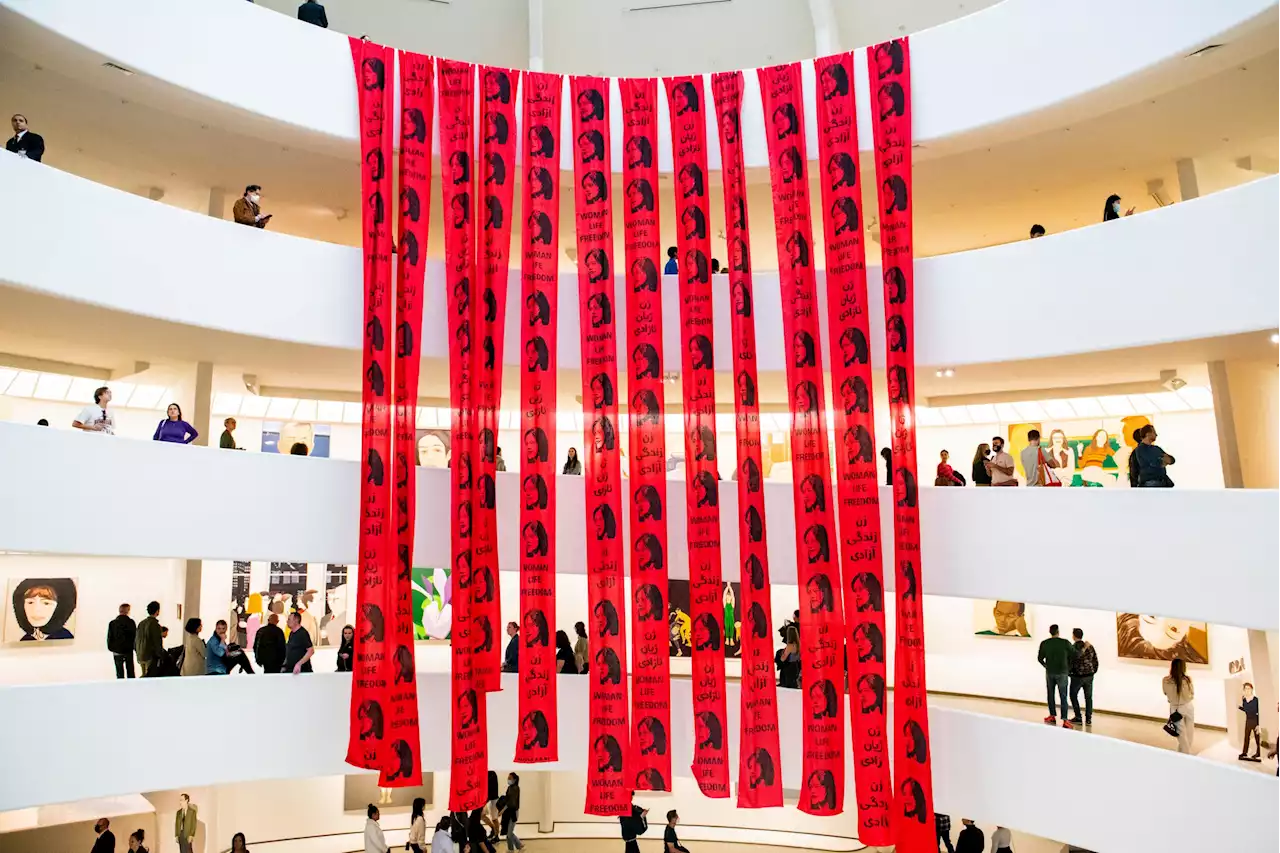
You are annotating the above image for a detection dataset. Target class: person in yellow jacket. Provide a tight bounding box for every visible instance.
[175,794,198,853]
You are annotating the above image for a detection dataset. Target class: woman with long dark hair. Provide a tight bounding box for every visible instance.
[1104,193,1134,221]
[407,797,428,853]
[555,630,579,674]
[563,448,582,475]
[1163,658,1196,753]
[573,621,589,673]
[153,403,199,444]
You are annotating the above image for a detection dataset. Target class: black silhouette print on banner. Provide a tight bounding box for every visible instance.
[748,602,768,637]
[719,109,739,144]
[736,371,757,406]
[778,146,804,184]
[820,63,849,99]
[457,689,479,729]
[740,457,762,492]
[529,125,556,158]
[401,186,421,222]
[901,778,927,824]
[590,416,616,452]
[899,559,919,601]
[484,70,511,104]
[577,129,604,163]
[366,449,385,486]
[693,614,721,651]
[360,56,385,91]
[401,230,420,266]
[368,191,385,225]
[451,193,470,227]
[809,678,839,718]
[634,584,664,620]
[448,151,470,185]
[630,258,659,293]
[887,365,910,405]
[681,206,707,239]
[875,41,906,78]
[485,153,507,187]
[688,334,714,370]
[358,699,384,740]
[885,267,907,304]
[454,277,471,315]
[729,195,746,229]
[693,471,717,507]
[894,465,918,508]
[593,600,620,637]
[397,544,411,581]
[627,178,654,213]
[583,171,609,204]
[522,521,549,557]
[394,645,414,684]
[744,555,765,591]
[523,610,549,646]
[635,484,663,521]
[485,196,504,230]
[585,252,611,286]
[592,504,618,540]
[522,474,549,510]
[477,473,496,510]
[684,249,710,283]
[744,505,763,543]
[631,389,660,424]
[877,82,906,121]
[527,211,553,245]
[638,716,669,755]
[731,280,752,316]
[523,426,550,463]
[525,336,549,372]
[771,103,799,138]
[747,750,775,788]
[671,80,700,115]
[851,572,884,613]
[403,108,427,145]
[806,770,837,811]
[625,135,653,169]
[786,231,810,267]
[385,741,413,782]
[365,149,385,182]
[693,425,716,461]
[805,574,835,612]
[576,88,605,122]
[853,622,884,663]
[366,315,386,351]
[831,197,859,235]
[457,502,473,538]
[632,344,661,379]
[858,673,886,714]
[841,375,870,415]
[803,524,830,563]
[521,711,550,750]
[475,616,494,651]
[594,648,622,685]
[730,237,750,273]
[594,733,623,771]
[635,533,664,571]
[484,112,509,144]
[883,174,909,213]
[903,719,928,763]
[678,163,705,199]
[360,603,385,642]
[845,425,875,465]
[840,327,869,367]
[526,290,552,325]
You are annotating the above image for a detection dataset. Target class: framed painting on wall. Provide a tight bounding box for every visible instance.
[668,579,743,658]
[4,577,78,644]
[411,566,452,641]
[1116,613,1209,664]
[973,600,1032,638]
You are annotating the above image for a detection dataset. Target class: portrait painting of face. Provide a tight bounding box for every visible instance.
[6,577,78,643]
[1116,613,1208,664]
[973,600,1031,638]
[416,430,450,468]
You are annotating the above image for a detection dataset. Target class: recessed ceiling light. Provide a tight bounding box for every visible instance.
[1270,332,1279,344]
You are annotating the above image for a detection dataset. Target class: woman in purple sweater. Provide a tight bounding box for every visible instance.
[153,404,199,444]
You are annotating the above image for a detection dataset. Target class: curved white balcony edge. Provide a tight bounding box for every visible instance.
[1,0,1272,171]
[1,423,1274,631]
[3,157,1276,370]
[0,673,1273,853]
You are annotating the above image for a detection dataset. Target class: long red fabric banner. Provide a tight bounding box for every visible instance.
[813,52,891,839]
[570,75,631,817]
[382,48,433,789]
[473,65,521,694]
[867,38,935,847]
[347,37,396,777]
[758,62,847,816]
[711,70,783,810]
[514,70,563,765]
[618,77,672,793]
[439,58,489,811]
[664,74,730,800]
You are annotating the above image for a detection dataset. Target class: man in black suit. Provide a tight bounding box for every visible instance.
[8,114,44,162]
[297,0,328,27]
[90,817,116,853]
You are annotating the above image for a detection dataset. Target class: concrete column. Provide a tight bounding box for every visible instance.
[527,0,545,72]
[183,560,202,629]
[191,361,213,448]
[207,186,228,220]
[807,0,840,55]
[1247,629,1279,751]
[1175,157,1199,201]
[1207,360,1244,488]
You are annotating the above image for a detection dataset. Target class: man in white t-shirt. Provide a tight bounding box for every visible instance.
[72,386,115,434]
[1019,429,1058,487]
[986,435,1017,486]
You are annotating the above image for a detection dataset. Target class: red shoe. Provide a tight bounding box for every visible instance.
[1062,720,1074,730]
[1044,716,1057,724]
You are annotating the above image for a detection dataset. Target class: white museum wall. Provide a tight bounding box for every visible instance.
[2,674,1274,853]
[0,555,185,684]
[4,155,1276,370]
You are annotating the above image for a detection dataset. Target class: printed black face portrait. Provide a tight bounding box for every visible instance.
[694,470,717,507]
[903,718,928,763]
[528,125,556,159]
[361,57,386,91]
[358,699,384,740]
[635,533,664,572]
[590,373,615,408]
[368,191,385,225]
[365,149,385,183]
[800,474,826,513]
[771,103,799,139]
[684,249,709,284]
[672,80,700,115]
[858,673,886,714]
[806,574,835,613]
[638,715,668,756]
[635,484,663,522]
[678,163,705,199]
[899,558,918,600]
[877,82,905,122]
[448,151,470,185]
[451,192,470,228]
[736,370,756,407]
[485,112,509,145]
[840,327,868,367]
[719,108,740,145]
[853,622,885,664]
[585,250,611,285]
[831,196,858,235]
[820,62,850,100]
[523,426,550,463]
[744,553,765,589]
[681,206,707,239]
[400,230,420,266]
[793,379,819,415]
[593,599,620,638]
[887,365,910,405]
[484,70,512,104]
[747,749,775,788]
[901,778,927,824]
[631,344,661,380]
[809,677,839,719]
[689,334,714,370]
[778,146,804,183]
[693,614,721,651]
[594,733,623,772]
[807,770,837,811]
[744,505,763,543]
[400,186,421,223]
[740,456,761,493]
[485,152,507,187]
[577,129,605,164]
[594,648,622,685]
[693,425,716,461]
[730,237,750,273]
[627,178,654,213]
[577,88,605,122]
[457,689,479,729]
[886,315,908,354]
[525,336,550,372]
[631,389,660,425]
[360,602,385,642]
[875,41,905,79]
[845,424,875,465]
[583,170,609,205]
[803,524,830,564]
[527,211,553,245]
[522,474,549,510]
[786,231,810,268]
[695,711,723,750]
[634,583,664,621]
[630,258,658,293]
[625,135,653,169]
[485,195,504,230]
[520,711,550,750]
[883,174,908,214]
[884,266,907,304]
[592,502,618,539]
[523,610,549,647]
[366,448,385,486]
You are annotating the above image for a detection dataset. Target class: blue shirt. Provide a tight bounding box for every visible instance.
[504,634,519,672]
[663,258,678,275]
[206,633,228,674]
[1135,442,1170,485]
[154,419,199,443]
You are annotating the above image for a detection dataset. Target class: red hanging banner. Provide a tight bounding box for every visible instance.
[472,65,521,694]
[663,74,730,800]
[347,37,396,777]
[439,58,489,812]
[867,38,935,847]
[618,77,672,794]
[758,62,847,816]
[711,70,783,809]
[381,48,433,789]
[814,51,892,839]
[570,76,631,817]
[515,70,563,765]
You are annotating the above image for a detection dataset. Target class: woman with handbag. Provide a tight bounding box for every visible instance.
[1019,430,1060,487]
[406,798,427,853]
[1162,658,1195,753]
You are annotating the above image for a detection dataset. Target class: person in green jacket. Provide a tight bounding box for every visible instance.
[175,794,198,853]
[1038,623,1078,728]
[135,601,165,677]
